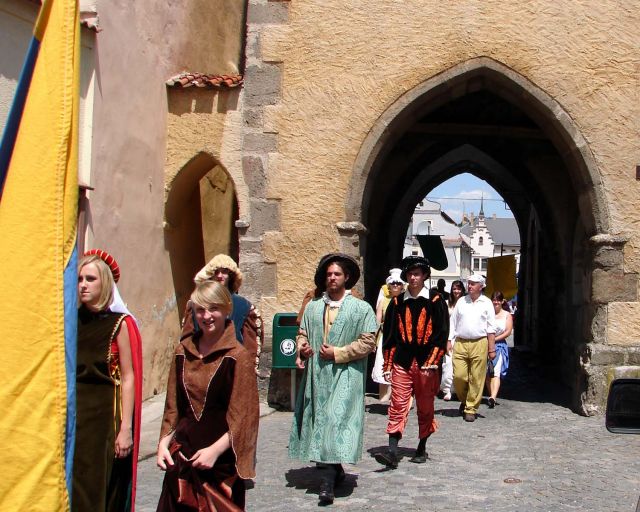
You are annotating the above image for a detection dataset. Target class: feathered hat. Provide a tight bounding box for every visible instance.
[194,254,243,292]
[386,268,405,285]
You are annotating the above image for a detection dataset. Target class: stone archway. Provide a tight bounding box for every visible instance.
[165,151,240,315]
[345,57,622,414]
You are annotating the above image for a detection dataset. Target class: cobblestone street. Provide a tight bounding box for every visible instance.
[136,353,640,511]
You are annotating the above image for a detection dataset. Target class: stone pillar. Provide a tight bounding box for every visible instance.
[336,221,368,295]
[245,0,291,408]
[241,0,289,306]
[578,234,639,415]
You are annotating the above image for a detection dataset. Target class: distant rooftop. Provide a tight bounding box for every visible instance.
[461,217,520,245]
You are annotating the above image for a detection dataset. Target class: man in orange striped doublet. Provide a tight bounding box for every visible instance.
[375,256,449,468]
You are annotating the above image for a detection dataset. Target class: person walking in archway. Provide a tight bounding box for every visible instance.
[485,290,512,408]
[440,279,466,401]
[289,253,377,505]
[371,268,406,402]
[436,278,450,301]
[451,274,496,422]
[375,256,449,468]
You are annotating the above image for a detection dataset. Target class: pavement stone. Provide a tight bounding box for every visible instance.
[135,351,640,511]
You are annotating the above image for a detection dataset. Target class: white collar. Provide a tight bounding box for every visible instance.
[322,289,351,308]
[109,283,137,323]
[403,286,429,301]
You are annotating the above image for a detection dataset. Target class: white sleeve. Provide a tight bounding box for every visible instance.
[486,301,496,334]
[449,303,458,340]
[376,287,385,310]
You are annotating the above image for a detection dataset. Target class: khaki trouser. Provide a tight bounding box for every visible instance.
[453,337,488,414]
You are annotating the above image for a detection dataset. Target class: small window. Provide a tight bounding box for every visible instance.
[473,258,480,271]
[478,236,484,246]
[417,221,431,235]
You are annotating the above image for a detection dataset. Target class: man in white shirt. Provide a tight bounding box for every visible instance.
[450,274,496,422]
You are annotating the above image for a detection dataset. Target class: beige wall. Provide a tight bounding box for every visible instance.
[0,0,38,134]
[87,0,246,396]
[250,0,639,333]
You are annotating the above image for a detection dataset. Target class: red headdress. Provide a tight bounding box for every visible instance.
[84,249,121,283]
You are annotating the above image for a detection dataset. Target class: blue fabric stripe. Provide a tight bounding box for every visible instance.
[0,36,40,199]
[63,246,78,497]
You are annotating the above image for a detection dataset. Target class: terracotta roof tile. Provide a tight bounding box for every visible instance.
[166,72,244,89]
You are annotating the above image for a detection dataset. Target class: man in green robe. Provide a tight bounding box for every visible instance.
[289,253,377,505]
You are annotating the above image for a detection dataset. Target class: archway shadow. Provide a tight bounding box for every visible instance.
[498,347,573,408]
[433,349,573,410]
[285,466,358,504]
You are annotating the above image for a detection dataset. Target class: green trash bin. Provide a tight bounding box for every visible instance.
[272,313,299,369]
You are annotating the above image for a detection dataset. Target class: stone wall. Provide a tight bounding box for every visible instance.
[244,0,640,412]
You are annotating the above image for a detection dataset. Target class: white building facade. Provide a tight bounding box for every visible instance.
[460,202,521,274]
[404,199,472,291]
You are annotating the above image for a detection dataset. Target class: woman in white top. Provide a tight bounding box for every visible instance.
[372,269,405,402]
[485,291,513,408]
[440,280,466,400]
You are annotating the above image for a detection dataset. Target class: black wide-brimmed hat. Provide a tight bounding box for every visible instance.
[314,253,361,291]
[400,255,431,281]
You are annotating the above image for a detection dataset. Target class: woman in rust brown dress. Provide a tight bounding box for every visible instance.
[156,281,259,511]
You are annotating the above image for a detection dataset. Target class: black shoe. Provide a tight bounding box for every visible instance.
[488,397,496,409]
[409,451,428,463]
[334,465,346,486]
[374,450,398,469]
[463,412,476,422]
[318,477,335,504]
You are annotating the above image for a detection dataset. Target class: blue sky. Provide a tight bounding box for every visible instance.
[425,173,514,224]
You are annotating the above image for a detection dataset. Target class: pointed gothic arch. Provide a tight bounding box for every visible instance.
[164,151,241,315]
[343,57,614,413]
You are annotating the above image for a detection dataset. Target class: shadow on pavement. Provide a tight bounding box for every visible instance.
[284,465,357,502]
[435,405,463,417]
[365,403,389,415]
[366,445,418,471]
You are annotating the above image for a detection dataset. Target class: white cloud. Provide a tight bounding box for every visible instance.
[456,189,493,200]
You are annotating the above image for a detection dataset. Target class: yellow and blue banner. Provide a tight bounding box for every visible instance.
[0,0,79,510]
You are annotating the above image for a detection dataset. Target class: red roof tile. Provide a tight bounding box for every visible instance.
[166,73,243,89]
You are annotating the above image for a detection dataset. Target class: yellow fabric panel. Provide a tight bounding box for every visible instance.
[485,255,517,300]
[0,0,79,510]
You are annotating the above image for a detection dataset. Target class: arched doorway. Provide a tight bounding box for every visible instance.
[165,151,239,316]
[346,57,611,413]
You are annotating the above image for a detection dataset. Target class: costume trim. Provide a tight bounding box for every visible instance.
[180,353,236,422]
[123,315,143,512]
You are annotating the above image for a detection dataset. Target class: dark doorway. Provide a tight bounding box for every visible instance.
[165,152,239,318]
